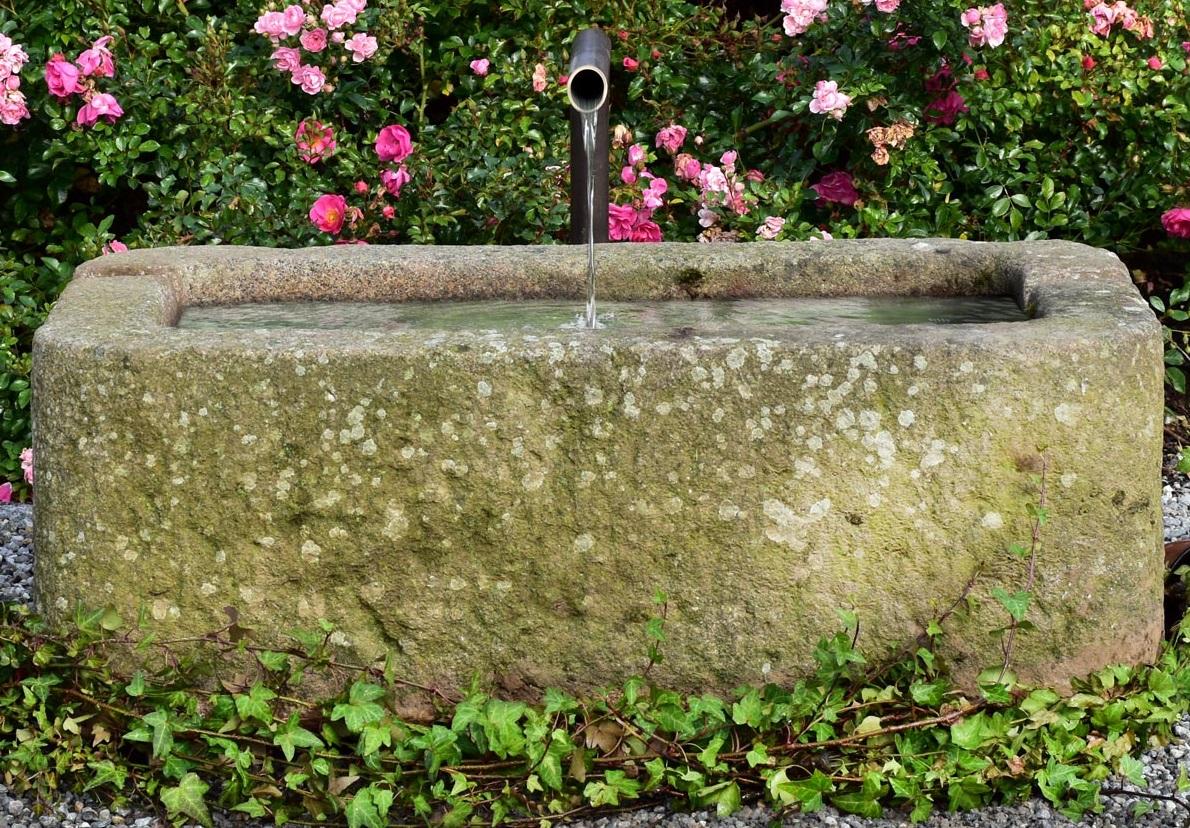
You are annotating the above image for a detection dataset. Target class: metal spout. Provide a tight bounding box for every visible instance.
[568,28,610,244]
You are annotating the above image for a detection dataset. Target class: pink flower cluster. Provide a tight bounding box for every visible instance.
[470,58,490,76]
[780,0,828,38]
[0,34,30,126]
[256,1,376,95]
[308,122,414,237]
[44,36,125,127]
[655,124,687,154]
[960,4,1009,49]
[693,150,758,235]
[611,142,666,241]
[0,446,33,502]
[1086,1,1153,39]
[808,80,851,120]
[861,0,902,13]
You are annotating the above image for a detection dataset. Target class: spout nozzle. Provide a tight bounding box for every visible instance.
[567,28,611,114]
[567,66,608,114]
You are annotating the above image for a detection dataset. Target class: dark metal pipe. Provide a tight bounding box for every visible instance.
[568,28,610,244]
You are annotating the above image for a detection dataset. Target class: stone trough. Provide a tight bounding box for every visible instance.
[33,240,1164,695]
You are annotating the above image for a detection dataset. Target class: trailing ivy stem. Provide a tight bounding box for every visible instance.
[997,455,1048,684]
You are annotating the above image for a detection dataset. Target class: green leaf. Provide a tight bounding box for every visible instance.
[235,684,277,724]
[950,712,993,750]
[715,781,742,817]
[732,689,763,728]
[932,30,948,50]
[83,760,127,792]
[832,790,883,818]
[345,787,386,828]
[992,588,1031,622]
[274,717,325,762]
[160,773,212,828]
[1118,755,1145,787]
[232,799,268,818]
[257,650,290,671]
[126,672,146,697]
[142,710,174,760]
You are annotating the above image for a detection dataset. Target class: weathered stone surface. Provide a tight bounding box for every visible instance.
[33,240,1164,695]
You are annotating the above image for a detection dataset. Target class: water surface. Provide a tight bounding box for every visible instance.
[177,297,1029,335]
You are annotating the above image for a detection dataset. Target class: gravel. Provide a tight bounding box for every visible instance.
[0,452,1186,828]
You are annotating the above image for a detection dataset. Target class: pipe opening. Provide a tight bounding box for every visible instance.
[567,66,608,114]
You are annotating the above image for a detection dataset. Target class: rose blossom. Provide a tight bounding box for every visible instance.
[310,194,348,234]
[1162,207,1190,239]
[45,54,83,99]
[627,143,645,167]
[381,165,411,197]
[295,119,336,163]
[1183,42,1190,55]
[0,89,28,125]
[620,166,637,184]
[961,4,1008,48]
[0,482,10,504]
[292,64,326,95]
[608,203,636,240]
[1147,55,1163,70]
[720,150,738,170]
[470,58,490,76]
[102,240,129,254]
[1088,3,1115,36]
[698,164,729,194]
[698,208,719,228]
[924,90,969,125]
[781,0,828,37]
[300,28,328,52]
[271,46,302,72]
[861,0,901,11]
[807,79,851,120]
[811,171,859,207]
[756,216,785,240]
[1082,54,1097,70]
[345,33,377,62]
[630,220,661,242]
[622,56,639,71]
[20,447,33,485]
[382,204,395,219]
[76,92,123,127]
[320,1,361,30]
[376,124,413,162]
[77,35,115,78]
[655,124,686,154]
[532,63,548,92]
[642,177,667,210]
[674,153,701,182]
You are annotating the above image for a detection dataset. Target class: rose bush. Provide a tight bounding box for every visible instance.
[0,0,1188,488]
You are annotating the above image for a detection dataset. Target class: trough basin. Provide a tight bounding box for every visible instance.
[33,240,1165,695]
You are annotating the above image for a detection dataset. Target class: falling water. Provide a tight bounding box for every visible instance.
[582,108,599,330]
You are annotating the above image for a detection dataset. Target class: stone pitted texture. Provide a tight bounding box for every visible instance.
[33,241,1164,695]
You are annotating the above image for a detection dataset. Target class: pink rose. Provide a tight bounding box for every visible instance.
[1082,54,1097,70]
[271,46,302,72]
[300,28,328,52]
[874,0,900,10]
[0,482,11,504]
[77,35,115,78]
[642,177,667,210]
[20,447,33,485]
[321,1,361,30]
[1162,207,1190,239]
[620,166,637,184]
[622,56,639,71]
[376,124,413,163]
[470,58,490,76]
[0,89,28,125]
[782,0,829,37]
[280,5,306,37]
[45,54,83,99]
[808,79,851,120]
[698,208,718,228]
[354,180,369,194]
[1088,3,1115,36]
[674,153,701,182]
[756,216,785,240]
[608,203,636,241]
[380,165,411,197]
[626,144,645,167]
[292,64,326,95]
[295,118,336,163]
[924,90,969,125]
[811,171,859,207]
[255,11,287,39]
[1147,55,1163,70]
[655,124,686,154]
[345,33,377,62]
[720,150,738,169]
[382,204,395,219]
[962,4,1008,48]
[531,63,547,93]
[699,164,728,194]
[310,194,348,234]
[76,92,123,127]
[1183,42,1190,55]
[102,240,129,254]
[630,220,661,242]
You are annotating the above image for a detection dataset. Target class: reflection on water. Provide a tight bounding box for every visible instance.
[177,297,1029,334]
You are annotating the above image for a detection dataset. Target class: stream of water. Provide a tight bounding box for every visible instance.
[582,108,598,329]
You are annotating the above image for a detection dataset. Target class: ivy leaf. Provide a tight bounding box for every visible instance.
[82,760,127,792]
[991,588,1030,622]
[1118,755,1146,787]
[235,684,277,724]
[950,712,993,750]
[483,699,527,758]
[332,690,386,734]
[160,773,212,828]
[142,710,174,760]
[256,651,290,671]
[832,790,882,818]
[274,716,325,762]
[125,672,146,698]
[732,689,763,728]
[345,787,385,828]
[359,720,393,756]
[232,799,268,818]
